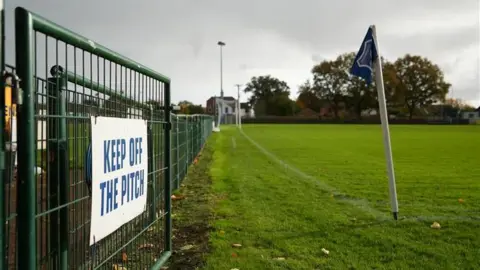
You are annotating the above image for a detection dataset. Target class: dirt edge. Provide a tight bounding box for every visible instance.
[166,141,215,270]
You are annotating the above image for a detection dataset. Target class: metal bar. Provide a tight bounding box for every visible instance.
[147,110,155,224]
[61,70,151,110]
[185,117,189,173]
[15,7,36,270]
[47,77,59,269]
[47,74,69,269]
[176,116,180,189]
[150,251,172,270]
[20,6,171,84]
[163,84,172,252]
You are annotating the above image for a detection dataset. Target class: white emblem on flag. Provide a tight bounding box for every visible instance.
[356,39,374,71]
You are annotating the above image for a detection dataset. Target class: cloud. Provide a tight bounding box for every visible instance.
[4,0,479,106]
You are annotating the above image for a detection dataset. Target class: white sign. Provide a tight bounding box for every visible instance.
[89,116,148,245]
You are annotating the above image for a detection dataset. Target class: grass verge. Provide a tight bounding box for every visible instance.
[164,135,216,269]
[203,125,480,270]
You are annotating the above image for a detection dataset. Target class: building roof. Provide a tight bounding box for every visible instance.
[207,96,236,102]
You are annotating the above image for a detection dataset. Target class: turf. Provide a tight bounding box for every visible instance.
[204,124,480,270]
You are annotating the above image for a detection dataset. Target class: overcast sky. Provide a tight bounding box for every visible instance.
[5,0,480,106]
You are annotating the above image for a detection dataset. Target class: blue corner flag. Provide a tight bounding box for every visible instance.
[350,26,378,85]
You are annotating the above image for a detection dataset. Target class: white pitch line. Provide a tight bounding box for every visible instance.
[231,136,237,150]
[239,129,480,223]
[239,129,388,220]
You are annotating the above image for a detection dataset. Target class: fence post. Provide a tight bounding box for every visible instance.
[148,106,155,224]
[15,7,36,270]
[175,116,180,189]
[163,84,172,253]
[48,66,69,270]
[185,116,189,173]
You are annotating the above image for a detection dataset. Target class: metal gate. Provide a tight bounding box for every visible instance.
[5,7,173,269]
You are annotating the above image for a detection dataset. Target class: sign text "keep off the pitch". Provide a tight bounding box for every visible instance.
[100,137,145,216]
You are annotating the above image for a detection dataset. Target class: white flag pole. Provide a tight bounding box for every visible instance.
[371,25,399,220]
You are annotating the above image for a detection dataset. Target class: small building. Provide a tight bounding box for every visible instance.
[461,110,480,123]
[205,96,237,115]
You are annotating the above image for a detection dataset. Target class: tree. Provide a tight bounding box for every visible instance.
[334,52,379,119]
[444,98,475,111]
[296,80,323,113]
[188,104,205,114]
[244,75,295,116]
[177,100,205,114]
[178,100,193,114]
[311,59,348,118]
[393,54,450,119]
[382,60,404,112]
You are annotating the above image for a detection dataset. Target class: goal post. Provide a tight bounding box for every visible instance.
[213,97,241,132]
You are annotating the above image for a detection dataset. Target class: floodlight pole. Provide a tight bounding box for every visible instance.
[217,41,225,127]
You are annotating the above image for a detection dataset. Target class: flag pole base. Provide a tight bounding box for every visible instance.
[393,212,398,220]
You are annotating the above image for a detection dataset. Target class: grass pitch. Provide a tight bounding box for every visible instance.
[204,124,480,269]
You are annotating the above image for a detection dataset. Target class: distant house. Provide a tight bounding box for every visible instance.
[205,96,237,115]
[318,102,348,118]
[240,102,254,118]
[296,108,318,117]
[461,110,480,123]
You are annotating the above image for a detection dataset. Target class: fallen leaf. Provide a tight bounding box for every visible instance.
[458,198,465,204]
[431,222,441,229]
[232,243,242,248]
[138,243,154,250]
[112,264,127,270]
[230,268,240,270]
[171,195,185,201]
[180,244,195,251]
[321,248,330,255]
[219,230,225,235]
[273,257,286,261]
[231,252,238,258]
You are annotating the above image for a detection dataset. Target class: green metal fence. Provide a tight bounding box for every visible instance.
[171,114,213,190]
[1,6,213,270]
